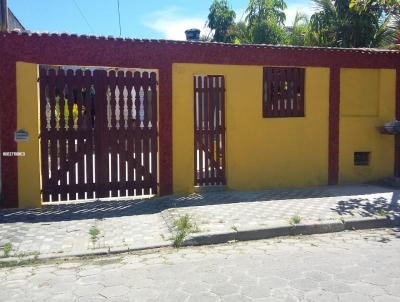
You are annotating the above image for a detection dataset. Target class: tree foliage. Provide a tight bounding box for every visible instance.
[288,12,311,46]
[349,0,400,15]
[205,0,398,48]
[207,0,237,42]
[245,0,288,44]
[309,0,397,47]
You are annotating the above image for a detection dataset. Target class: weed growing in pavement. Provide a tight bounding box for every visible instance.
[376,209,387,216]
[231,225,238,232]
[172,215,199,247]
[2,243,12,257]
[289,215,302,225]
[89,226,100,246]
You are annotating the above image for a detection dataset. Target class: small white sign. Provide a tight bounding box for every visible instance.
[2,152,25,157]
[14,129,29,142]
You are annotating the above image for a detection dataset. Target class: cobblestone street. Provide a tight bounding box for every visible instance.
[1,228,399,302]
[1,184,399,258]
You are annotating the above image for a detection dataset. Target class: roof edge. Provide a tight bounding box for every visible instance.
[2,30,400,55]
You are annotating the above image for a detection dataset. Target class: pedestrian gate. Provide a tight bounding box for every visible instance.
[39,66,158,202]
[194,75,226,186]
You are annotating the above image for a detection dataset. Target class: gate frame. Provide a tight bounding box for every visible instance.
[16,62,41,208]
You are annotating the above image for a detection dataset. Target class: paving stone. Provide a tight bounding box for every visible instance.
[340,292,375,302]
[385,284,400,297]
[187,292,219,302]
[99,285,129,298]
[350,282,386,297]
[373,295,400,302]
[305,290,339,302]
[74,285,104,297]
[303,270,333,282]
[221,294,253,302]
[210,283,240,296]
[319,281,352,294]
[241,285,272,299]
[290,278,319,291]
[181,281,211,294]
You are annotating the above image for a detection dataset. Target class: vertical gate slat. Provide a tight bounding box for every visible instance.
[57,69,68,200]
[282,69,289,117]
[197,76,203,186]
[204,76,210,185]
[298,68,305,116]
[108,70,118,197]
[93,70,108,198]
[215,76,221,184]
[83,70,94,199]
[125,71,135,196]
[142,72,150,195]
[263,69,270,117]
[75,69,85,199]
[209,76,216,184]
[214,76,219,183]
[287,68,294,117]
[48,69,58,200]
[269,69,275,116]
[194,76,198,186]
[292,68,299,116]
[220,76,226,185]
[278,70,284,118]
[272,69,279,117]
[150,72,158,194]
[66,69,76,200]
[117,71,127,196]
[133,71,142,195]
[39,68,50,201]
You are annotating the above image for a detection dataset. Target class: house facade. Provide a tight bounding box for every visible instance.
[0,31,399,208]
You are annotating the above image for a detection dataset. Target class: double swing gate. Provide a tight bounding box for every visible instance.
[39,66,158,202]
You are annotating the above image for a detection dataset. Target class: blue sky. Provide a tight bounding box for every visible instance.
[9,0,313,40]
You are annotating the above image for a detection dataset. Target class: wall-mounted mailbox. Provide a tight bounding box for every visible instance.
[14,129,29,142]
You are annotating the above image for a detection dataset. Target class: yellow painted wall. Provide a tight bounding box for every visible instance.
[172,64,330,193]
[16,62,42,208]
[339,68,396,183]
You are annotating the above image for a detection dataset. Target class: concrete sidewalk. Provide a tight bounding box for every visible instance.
[0,184,399,261]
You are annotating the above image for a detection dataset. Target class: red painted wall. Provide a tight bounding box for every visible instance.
[0,32,399,207]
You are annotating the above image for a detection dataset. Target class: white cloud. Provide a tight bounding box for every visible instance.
[284,2,316,26]
[235,8,246,22]
[144,7,209,40]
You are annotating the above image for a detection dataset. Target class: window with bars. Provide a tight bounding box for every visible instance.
[263,67,305,118]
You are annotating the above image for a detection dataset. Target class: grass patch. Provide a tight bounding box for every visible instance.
[289,215,302,225]
[3,243,12,258]
[172,215,199,247]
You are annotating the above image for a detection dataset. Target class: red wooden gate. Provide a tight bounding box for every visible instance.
[39,66,158,202]
[194,75,226,186]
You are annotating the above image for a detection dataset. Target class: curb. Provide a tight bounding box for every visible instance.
[343,216,393,230]
[185,216,400,246]
[0,243,171,265]
[1,216,399,265]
